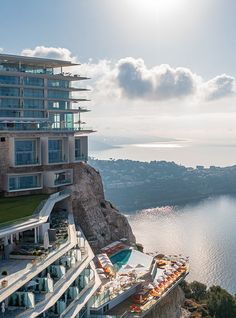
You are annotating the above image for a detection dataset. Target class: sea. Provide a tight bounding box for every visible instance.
[90,141,236,168]
[91,141,236,294]
[128,195,236,294]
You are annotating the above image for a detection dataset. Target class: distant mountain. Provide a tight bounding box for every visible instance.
[89,158,236,212]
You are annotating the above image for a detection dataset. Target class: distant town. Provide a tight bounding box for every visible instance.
[89,158,236,211]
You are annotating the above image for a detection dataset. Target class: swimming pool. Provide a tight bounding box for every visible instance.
[110,249,132,269]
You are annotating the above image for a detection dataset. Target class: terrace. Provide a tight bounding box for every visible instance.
[0,194,48,227]
[92,246,189,318]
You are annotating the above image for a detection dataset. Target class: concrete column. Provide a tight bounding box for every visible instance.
[34,227,38,244]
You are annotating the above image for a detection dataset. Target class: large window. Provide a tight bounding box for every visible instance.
[48,90,69,99]
[48,100,69,110]
[0,87,19,96]
[0,98,20,108]
[24,77,44,87]
[24,99,44,109]
[8,174,41,191]
[48,80,69,88]
[48,139,63,163]
[0,110,20,118]
[0,75,19,85]
[23,111,45,118]
[15,139,38,166]
[24,88,44,98]
[54,171,72,186]
[75,139,81,161]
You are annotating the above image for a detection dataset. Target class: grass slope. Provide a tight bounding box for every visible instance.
[0,194,48,225]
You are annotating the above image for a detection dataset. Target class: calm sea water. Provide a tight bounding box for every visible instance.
[128,195,236,294]
[90,143,236,167]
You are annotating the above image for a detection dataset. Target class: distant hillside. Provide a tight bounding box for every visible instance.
[89,158,236,212]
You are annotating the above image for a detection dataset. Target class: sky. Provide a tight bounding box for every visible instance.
[1,0,236,165]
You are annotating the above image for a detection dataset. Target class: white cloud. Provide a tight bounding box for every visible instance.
[115,57,199,100]
[201,74,235,101]
[19,46,236,103]
[21,46,76,62]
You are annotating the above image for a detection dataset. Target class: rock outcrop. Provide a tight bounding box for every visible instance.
[69,163,136,249]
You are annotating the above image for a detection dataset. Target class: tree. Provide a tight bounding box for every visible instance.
[207,286,236,318]
[189,281,207,301]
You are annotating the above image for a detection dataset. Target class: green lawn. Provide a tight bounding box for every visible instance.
[0,194,48,226]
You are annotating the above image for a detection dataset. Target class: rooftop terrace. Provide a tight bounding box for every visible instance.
[0,194,48,226]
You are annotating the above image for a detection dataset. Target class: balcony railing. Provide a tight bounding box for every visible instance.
[0,124,94,132]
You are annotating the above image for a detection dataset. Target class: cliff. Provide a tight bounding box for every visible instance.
[69,162,136,249]
[145,286,186,318]
[69,162,186,318]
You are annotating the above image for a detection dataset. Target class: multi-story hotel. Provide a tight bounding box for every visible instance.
[0,53,91,195]
[0,53,101,318]
[0,53,189,318]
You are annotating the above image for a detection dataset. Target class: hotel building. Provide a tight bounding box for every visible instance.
[0,53,189,318]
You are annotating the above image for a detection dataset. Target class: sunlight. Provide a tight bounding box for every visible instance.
[131,0,186,15]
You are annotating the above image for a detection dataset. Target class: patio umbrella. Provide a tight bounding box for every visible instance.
[156,277,164,283]
[123,264,134,270]
[99,274,107,279]
[146,283,155,290]
[26,280,39,287]
[96,268,105,274]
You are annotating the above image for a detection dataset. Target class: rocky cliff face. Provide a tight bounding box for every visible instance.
[69,162,186,318]
[145,286,185,318]
[69,163,136,249]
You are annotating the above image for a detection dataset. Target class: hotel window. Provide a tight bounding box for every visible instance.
[23,110,44,118]
[48,80,69,88]
[0,98,20,108]
[48,101,68,110]
[0,75,19,85]
[75,139,82,161]
[0,110,20,118]
[23,77,44,87]
[24,99,44,109]
[0,87,19,96]
[15,139,38,166]
[54,171,72,186]
[24,88,44,98]
[48,90,69,99]
[48,139,63,163]
[8,174,41,191]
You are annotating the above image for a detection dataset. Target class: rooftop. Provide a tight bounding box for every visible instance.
[0,194,48,227]
[0,53,79,68]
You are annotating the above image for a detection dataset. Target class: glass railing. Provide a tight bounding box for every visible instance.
[15,158,39,166]
[54,179,72,186]
[75,156,88,162]
[0,124,94,132]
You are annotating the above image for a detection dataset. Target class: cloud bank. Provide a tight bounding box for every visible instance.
[21,46,76,62]
[20,46,236,103]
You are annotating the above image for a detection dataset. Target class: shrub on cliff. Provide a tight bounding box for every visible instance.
[189,281,207,301]
[207,286,236,318]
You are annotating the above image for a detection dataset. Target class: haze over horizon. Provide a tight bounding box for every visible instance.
[2,0,236,166]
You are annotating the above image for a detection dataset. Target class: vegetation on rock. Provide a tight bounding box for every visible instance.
[181,281,236,318]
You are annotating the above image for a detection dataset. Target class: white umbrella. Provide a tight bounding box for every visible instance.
[26,280,39,287]
[123,264,134,270]
[146,283,155,290]
[96,268,105,274]
[156,277,164,283]
[99,274,107,279]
